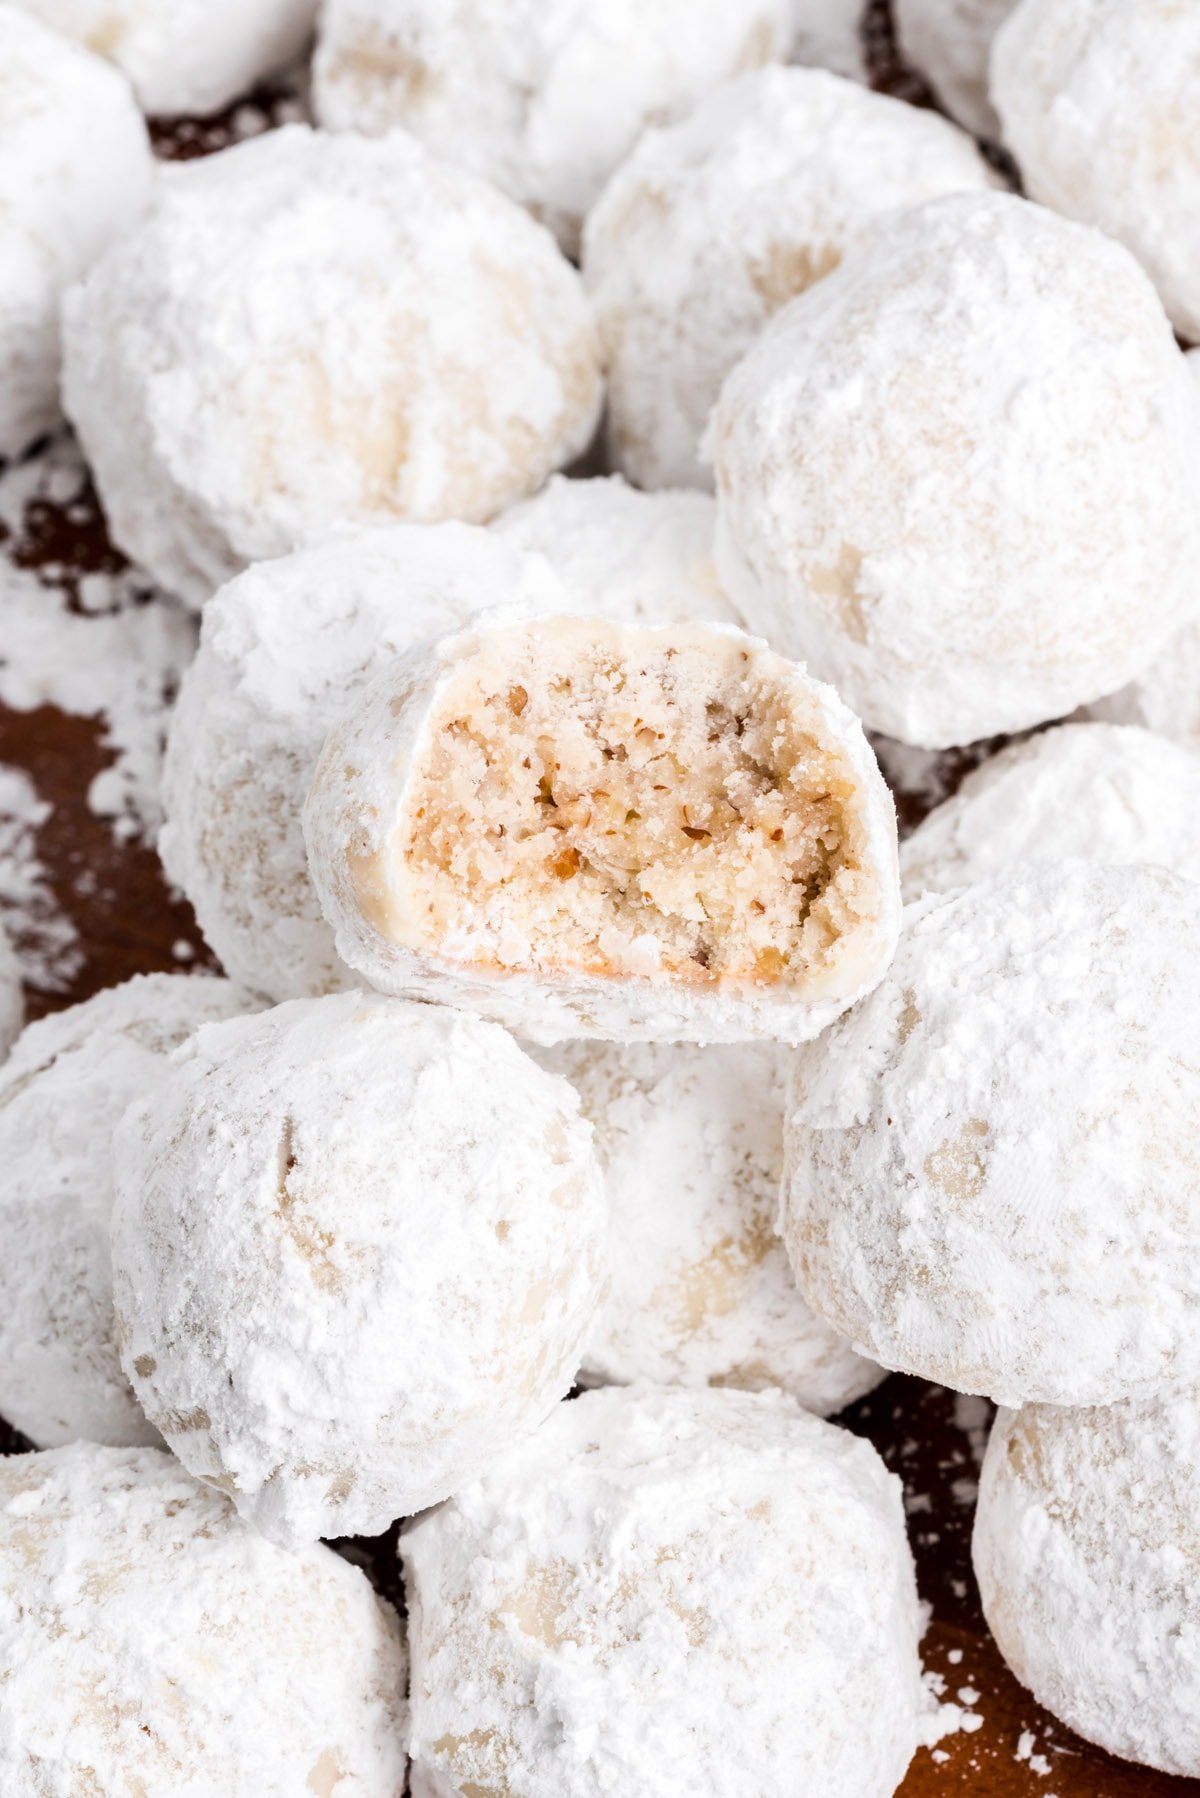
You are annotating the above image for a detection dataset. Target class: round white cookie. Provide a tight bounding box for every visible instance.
[304,612,901,1045]
[112,991,607,1547]
[893,0,1016,137]
[0,1443,407,1795]
[975,1395,1200,1776]
[585,66,993,491]
[0,924,22,1062]
[0,7,152,460]
[8,0,317,117]
[402,1385,925,1798]
[781,861,1200,1407]
[61,125,602,608]
[900,723,1200,898]
[312,0,789,256]
[543,1040,882,1409]
[494,475,741,626]
[992,0,1200,342]
[0,974,251,1451]
[159,522,562,1003]
[709,191,1200,748]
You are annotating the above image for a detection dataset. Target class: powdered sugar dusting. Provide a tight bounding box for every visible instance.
[0,764,81,993]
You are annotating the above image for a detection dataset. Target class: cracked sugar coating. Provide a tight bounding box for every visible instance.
[0,974,251,1452]
[61,126,603,609]
[541,1040,883,1409]
[111,990,606,1548]
[403,1384,925,1798]
[974,1394,1200,1776]
[8,0,318,116]
[0,1442,407,1796]
[781,861,1200,1408]
[304,612,901,1045]
[159,522,563,1003]
[892,0,1016,137]
[0,8,152,460]
[494,476,741,627]
[0,924,21,1062]
[900,722,1200,898]
[709,191,1200,749]
[584,66,994,491]
[312,0,788,257]
[992,0,1200,343]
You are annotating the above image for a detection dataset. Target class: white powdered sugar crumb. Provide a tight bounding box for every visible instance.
[952,1392,992,1467]
[0,764,81,993]
[0,438,197,846]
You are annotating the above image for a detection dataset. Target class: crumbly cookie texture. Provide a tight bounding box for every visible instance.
[0,974,252,1451]
[540,1040,883,1408]
[709,191,1200,749]
[992,0,1200,342]
[304,612,901,1045]
[8,0,317,116]
[893,0,1016,137]
[0,924,22,1062]
[584,66,993,491]
[111,991,607,1548]
[159,523,564,1003]
[975,1395,1200,1777]
[900,723,1200,898]
[403,1385,925,1798]
[0,1443,408,1796]
[312,0,789,257]
[787,0,867,80]
[0,8,152,460]
[61,125,602,608]
[494,476,741,627]
[781,861,1200,1408]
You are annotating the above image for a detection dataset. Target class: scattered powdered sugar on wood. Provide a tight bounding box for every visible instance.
[0,763,81,993]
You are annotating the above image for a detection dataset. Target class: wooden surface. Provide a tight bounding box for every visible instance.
[1,12,1195,1793]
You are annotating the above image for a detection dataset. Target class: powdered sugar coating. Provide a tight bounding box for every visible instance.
[1088,621,1200,750]
[304,612,901,1045]
[893,0,1016,137]
[0,924,21,1062]
[541,1040,883,1409]
[709,191,1200,748]
[61,125,602,608]
[8,0,317,116]
[0,1442,407,1795]
[112,991,607,1547]
[585,67,994,491]
[781,862,1200,1407]
[992,0,1200,342]
[975,1395,1200,1775]
[0,8,152,460]
[402,1384,924,1798]
[312,0,789,257]
[0,974,251,1451]
[494,476,741,626]
[900,723,1200,898]
[159,523,563,1002]
[787,0,866,80]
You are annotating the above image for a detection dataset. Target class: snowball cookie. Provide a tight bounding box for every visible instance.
[305,612,901,1045]
[787,0,867,81]
[403,1385,925,1798]
[709,192,1200,749]
[9,0,318,117]
[494,476,742,627]
[893,0,1016,137]
[543,1040,883,1409]
[1090,620,1200,751]
[0,923,22,1062]
[900,723,1200,898]
[111,991,606,1547]
[0,1443,407,1795]
[312,0,789,258]
[0,8,152,461]
[160,523,562,1004]
[782,861,1200,1408]
[61,126,603,610]
[584,67,994,492]
[992,0,1200,343]
[975,1395,1200,1776]
[0,974,250,1452]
